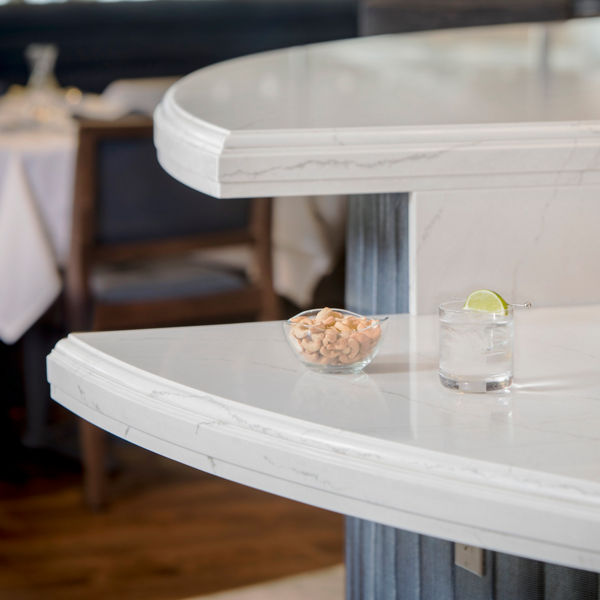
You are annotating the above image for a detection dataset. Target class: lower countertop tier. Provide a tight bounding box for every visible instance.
[47,305,600,571]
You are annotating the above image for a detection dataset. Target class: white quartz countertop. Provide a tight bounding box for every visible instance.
[48,305,600,571]
[154,19,600,197]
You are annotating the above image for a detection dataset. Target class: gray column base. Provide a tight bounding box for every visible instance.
[346,517,599,600]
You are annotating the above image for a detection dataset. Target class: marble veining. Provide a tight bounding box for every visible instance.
[410,185,600,313]
[47,305,600,570]
[220,143,469,181]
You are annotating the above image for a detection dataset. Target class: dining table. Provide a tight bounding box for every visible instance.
[0,113,73,344]
[49,16,600,600]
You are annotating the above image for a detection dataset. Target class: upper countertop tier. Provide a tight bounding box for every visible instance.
[154,18,600,198]
[48,305,600,571]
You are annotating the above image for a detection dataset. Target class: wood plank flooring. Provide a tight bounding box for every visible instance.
[0,439,344,600]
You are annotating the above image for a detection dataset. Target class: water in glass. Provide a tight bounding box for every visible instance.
[439,300,513,392]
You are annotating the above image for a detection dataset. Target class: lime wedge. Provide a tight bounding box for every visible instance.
[463,289,508,313]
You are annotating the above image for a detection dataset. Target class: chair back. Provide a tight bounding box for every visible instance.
[67,116,277,330]
[95,133,250,245]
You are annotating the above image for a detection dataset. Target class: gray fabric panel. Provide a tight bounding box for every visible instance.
[346,518,406,600]
[395,528,420,600]
[360,519,377,600]
[345,193,409,315]
[544,563,598,600]
[345,517,376,600]
[495,552,544,600]
[421,535,454,600]
[374,523,398,600]
[345,513,600,600]
[345,518,360,600]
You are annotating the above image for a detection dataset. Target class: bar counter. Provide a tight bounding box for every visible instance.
[48,305,600,573]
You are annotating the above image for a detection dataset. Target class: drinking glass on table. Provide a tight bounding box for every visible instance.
[438,290,529,393]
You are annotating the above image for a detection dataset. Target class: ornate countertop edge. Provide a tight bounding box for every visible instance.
[154,91,600,198]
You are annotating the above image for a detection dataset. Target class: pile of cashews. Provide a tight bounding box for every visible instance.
[288,307,382,367]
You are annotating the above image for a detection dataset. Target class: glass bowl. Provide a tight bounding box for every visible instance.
[283,307,388,374]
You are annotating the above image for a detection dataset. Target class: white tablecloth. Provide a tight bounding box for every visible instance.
[0,90,346,344]
[0,128,75,343]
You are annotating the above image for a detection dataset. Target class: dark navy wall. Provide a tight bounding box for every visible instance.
[0,0,358,93]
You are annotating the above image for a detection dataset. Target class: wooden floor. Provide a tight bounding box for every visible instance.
[0,437,344,600]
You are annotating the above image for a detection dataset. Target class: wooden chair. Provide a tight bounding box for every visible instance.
[66,116,279,509]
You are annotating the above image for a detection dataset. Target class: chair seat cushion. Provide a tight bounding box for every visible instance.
[90,255,248,304]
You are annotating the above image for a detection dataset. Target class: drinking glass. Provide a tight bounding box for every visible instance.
[438,300,514,393]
